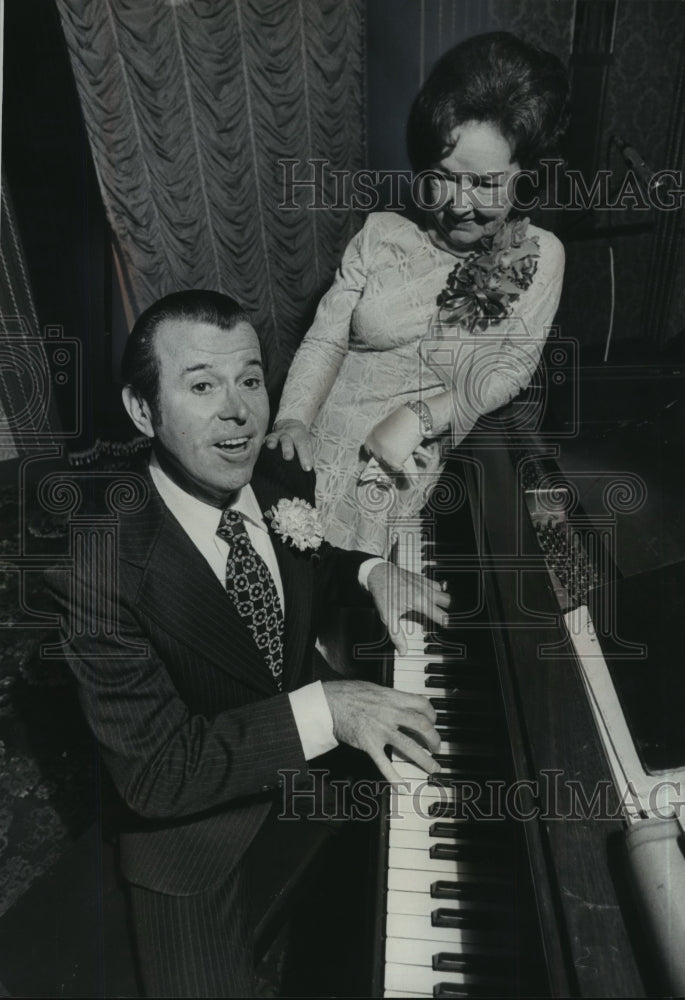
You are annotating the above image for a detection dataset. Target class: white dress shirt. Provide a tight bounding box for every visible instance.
[149,456,348,760]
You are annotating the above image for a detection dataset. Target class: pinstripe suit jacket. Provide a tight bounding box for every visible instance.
[47,450,369,895]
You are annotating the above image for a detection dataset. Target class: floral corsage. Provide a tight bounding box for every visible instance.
[436,217,540,333]
[264,498,324,552]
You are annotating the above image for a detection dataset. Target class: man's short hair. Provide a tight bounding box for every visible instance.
[121,289,253,421]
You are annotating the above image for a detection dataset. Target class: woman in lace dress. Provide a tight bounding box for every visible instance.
[267,32,569,558]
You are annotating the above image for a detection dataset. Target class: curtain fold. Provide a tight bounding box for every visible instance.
[0,176,63,459]
[56,0,365,374]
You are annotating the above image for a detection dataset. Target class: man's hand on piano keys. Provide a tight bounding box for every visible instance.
[366,562,451,656]
[322,680,441,784]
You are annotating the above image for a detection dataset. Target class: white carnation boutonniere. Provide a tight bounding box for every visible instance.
[264,498,324,553]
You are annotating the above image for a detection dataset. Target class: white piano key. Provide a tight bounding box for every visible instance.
[384,991,430,998]
[392,760,439,781]
[385,912,486,946]
[384,961,498,995]
[390,740,493,759]
[391,759,489,782]
[388,827,487,852]
[386,937,448,968]
[385,962,510,997]
[394,653,445,665]
[391,786,458,818]
[386,866,507,895]
[386,889,503,919]
[389,826,435,850]
[389,825,484,851]
[391,774,457,795]
[388,867,439,893]
[386,889,435,915]
[388,812,457,833]
[395,651,430,663]
[396,630,429,647]
[393,657,433,670]
[393,677,450,696]
[398,632,426,655]
[389,811,507,842]
[390,748,432,767]
[396,680,485,700]
[401,629,429,643]
[389,804,452,831]
[387,847,484,876]
[392,667,437,680]
[385,936,512,969]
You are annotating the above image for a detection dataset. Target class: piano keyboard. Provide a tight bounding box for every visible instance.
[379,522,544,998]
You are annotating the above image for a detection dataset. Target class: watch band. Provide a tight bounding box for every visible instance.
[405,399,434,437]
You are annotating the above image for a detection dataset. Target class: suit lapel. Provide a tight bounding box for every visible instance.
[122,478,279,698]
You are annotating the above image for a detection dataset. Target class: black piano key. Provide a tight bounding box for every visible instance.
[421,643,469,658]
[426,796,499,817]
[423,643,470,657]
[427,800,466,819]
[431,879,509,901]
[433,984,514,999]
[436,727,493,744]
[426,671,486,691]
[430,697,493,713]
[433,752,492,767]
[425,678,488,696]
[428,760,498,784]
[424,661,451,674]
[424,661,482,676]
[435,706,493,720]
[423,642,486,678]
[427,654,479,671]
[424,627,490,642]
[435,712,494,730]
[429,842,505,861]
[431,698,468,712]
[432,953,515,975]
[428,772,493,788]
[429,821,508,842]
[432,907,511,930]
[423,641,487,661]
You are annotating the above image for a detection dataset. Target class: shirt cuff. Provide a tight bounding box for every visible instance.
[358,557,386,590]
[288,681,338,760]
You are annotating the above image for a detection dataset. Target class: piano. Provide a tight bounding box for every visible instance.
[371,386,685,998]
[375,503,550,999]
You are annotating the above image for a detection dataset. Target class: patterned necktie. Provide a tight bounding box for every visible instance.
[216,509,284,691]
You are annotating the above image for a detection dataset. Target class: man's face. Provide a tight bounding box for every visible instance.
[136,318,270,505]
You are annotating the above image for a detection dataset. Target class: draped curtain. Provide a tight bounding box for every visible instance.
[56,0,365,378]
[0,177,61,460]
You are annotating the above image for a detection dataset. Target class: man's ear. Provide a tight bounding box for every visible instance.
[122,386,155,438]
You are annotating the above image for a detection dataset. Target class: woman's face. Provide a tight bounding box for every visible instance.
[425,120,520,251]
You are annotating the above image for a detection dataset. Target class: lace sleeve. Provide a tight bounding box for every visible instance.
[275,217,374,428]
[421,230,565,445]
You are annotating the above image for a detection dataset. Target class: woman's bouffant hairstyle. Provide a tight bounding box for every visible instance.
[407,32,569,172]
[121,289,253,423]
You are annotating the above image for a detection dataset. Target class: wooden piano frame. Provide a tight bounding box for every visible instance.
[371,420,651,998]
[463,428,648,997]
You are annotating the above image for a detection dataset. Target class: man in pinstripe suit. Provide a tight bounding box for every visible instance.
[48,290,448,997]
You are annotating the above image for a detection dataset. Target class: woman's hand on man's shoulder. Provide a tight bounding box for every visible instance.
[264,419,314,471]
